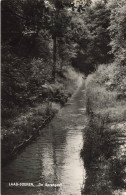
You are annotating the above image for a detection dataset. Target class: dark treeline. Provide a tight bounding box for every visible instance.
[1,0,126,120]
[1,0,75,115]
[1,0,93,121]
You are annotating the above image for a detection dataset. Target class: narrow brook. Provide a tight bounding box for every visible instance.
[2,83,87,195]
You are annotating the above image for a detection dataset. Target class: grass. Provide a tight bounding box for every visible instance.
[82,63,126,194]
[1,102,56,166]
[1,66,83,166]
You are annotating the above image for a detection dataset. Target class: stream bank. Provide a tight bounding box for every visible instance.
[81,66,126,195]
[2,82,86,195]
[1,67,84,166]
[1,102,58,166]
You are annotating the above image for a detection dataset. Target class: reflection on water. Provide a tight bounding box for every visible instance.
[2,84,87,195]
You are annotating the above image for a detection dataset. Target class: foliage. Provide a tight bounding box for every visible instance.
[107,0,126,66]
[2,0,126,119]
[71,1,112,74]
[1,1,67,105]
[84,62,126,194]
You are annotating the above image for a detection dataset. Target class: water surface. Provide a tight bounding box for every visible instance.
[2,84,87,195]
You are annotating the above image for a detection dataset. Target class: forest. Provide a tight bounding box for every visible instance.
[1,0,126,194]
[1,0,113,126]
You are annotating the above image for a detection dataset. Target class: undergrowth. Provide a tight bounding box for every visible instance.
[82,63,126,195]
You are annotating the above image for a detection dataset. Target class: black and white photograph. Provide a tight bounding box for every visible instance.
[1,0,126,194]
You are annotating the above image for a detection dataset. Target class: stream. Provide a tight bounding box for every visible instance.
[2,83,87,195]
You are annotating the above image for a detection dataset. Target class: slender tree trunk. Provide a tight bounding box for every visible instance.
[52,35,57,81]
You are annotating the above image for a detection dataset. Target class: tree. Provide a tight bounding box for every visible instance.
[1,0,76,110]
[48,1,73,80]
[107,0,126,66]
[72,0,112,74]
[85,1,112,64]
[1,0,53,109]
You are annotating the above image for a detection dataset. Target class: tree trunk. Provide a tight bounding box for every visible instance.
[52,35,57,81]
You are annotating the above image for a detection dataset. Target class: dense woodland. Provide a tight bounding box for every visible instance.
[1,0,126,125]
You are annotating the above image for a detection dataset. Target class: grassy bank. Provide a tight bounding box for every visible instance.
[82,64,126,194]
[1,66,83,166]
